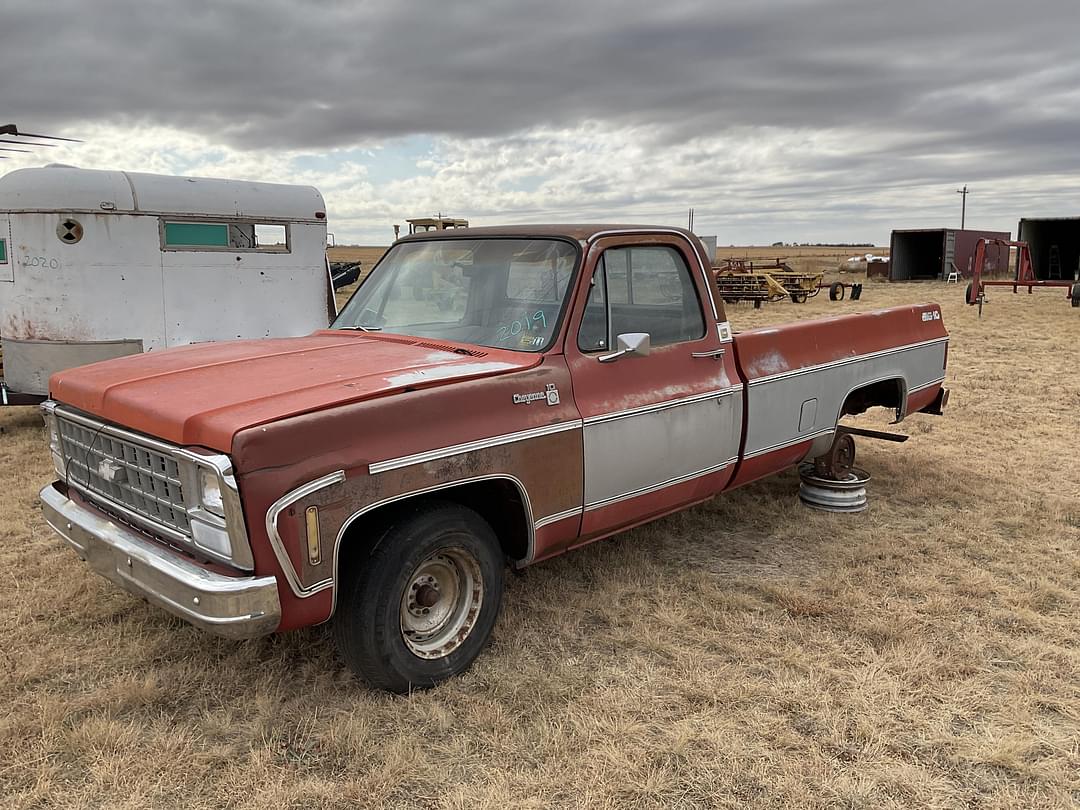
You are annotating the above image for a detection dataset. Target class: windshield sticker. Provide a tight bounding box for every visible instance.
[496,310,548,344]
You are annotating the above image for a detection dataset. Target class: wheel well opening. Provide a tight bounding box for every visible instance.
[841,378,905,421]
[337,479,532,570]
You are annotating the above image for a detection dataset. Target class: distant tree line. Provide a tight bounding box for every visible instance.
[769,241,876,247]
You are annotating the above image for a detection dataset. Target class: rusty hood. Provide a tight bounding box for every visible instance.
[49,331,539,451]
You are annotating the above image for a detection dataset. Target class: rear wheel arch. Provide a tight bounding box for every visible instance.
[838,376,908,423]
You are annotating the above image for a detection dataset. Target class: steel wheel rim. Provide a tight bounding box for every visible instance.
[400,547,483,660]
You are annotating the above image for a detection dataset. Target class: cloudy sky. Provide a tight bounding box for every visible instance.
[3,0,1078,245]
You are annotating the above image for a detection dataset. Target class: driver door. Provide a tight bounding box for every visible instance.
[566,234,740,537]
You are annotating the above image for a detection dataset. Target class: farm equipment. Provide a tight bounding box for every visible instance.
[820,280,864,301]
[0,124,80,160]
[394,216,470,240]
[713,258,838,307]
[965,238,1080,316]
[330,261,362,289]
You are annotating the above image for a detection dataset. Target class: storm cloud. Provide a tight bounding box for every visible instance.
[3,0,1079,242]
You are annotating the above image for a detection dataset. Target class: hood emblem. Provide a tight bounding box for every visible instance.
[513,382,560,406]
[97,458,126,484]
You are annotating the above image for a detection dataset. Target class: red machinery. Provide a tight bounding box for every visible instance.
[965,238,1080,313]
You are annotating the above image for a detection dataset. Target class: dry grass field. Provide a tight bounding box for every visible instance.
[1,276,1078,808]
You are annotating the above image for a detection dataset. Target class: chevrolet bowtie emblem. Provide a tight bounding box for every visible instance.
[97,458,125,484]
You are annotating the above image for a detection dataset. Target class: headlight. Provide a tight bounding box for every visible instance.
[198,466,226,517]
[178,448,253,570]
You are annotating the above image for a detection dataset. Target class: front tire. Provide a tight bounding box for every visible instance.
[333,502,505,693]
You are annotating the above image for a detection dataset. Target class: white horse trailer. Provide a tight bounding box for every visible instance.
[0,166,335,404]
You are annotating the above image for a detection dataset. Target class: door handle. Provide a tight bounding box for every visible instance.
[691,348,726,359]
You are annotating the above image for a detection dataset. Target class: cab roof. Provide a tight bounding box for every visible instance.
[398,224,701,244]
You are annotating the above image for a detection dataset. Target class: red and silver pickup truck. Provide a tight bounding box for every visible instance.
[39,225,949,692]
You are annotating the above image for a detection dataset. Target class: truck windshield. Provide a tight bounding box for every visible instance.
[333,238,579,352]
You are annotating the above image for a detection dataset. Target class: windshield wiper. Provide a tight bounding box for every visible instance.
[338,325,382,332]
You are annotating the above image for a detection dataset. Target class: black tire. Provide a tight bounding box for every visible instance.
[333,501,505,693]
[851,283,863,300]
[829,282,845,301]
[1071,283,1080,307]
[790,292,808,304]
[753,299,762,309]
[965,282,976,305]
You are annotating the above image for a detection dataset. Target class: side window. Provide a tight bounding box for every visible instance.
[577,245,706,351]
[162,220,291,252]
[0,237,7,264]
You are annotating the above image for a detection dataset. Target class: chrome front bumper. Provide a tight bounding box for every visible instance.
[40,483,281,639]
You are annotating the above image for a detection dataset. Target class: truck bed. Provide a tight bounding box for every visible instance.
[727,303,948,488]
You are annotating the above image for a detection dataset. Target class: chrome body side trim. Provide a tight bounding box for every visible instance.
[330,473,537,614]
[264,470,346,598]
[908,375,947,393]
[582,386,739,426]
[742,428,836,459]
[368,420,582,475]
[40,483,280,639]
[746,337,949,387]
[534,506,583,530]
[584,457,738,511]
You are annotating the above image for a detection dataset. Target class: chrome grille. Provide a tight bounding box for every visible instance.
[56,415,192,537]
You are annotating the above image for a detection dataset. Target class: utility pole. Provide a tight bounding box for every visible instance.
[956,185,969,230]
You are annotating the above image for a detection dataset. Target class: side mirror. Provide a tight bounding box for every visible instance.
[598,332,651,363]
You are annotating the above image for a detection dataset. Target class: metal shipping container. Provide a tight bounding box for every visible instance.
[888,228,1010,281]
[1017,217,1080,281]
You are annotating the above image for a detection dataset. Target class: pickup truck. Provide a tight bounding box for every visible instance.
[38,225,949,692]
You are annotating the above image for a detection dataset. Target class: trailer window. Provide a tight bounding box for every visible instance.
[0,238,7,264]
[164,222,229,247]
[254,223,287,248]
[162,220,291,252]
